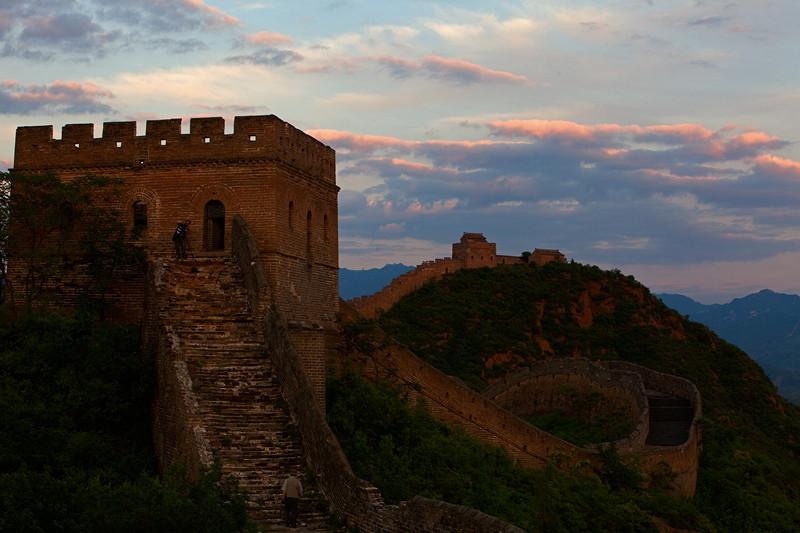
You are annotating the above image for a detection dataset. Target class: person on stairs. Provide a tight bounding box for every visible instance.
[281,469,303,528]
[172,219,191,259]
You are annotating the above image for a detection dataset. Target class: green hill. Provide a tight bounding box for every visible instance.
[363,261,800,532]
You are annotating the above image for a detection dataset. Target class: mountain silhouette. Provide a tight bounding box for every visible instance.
[658,289,800,404]
[339,263,414,300]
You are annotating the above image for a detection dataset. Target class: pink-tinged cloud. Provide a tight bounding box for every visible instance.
[180,0,242,28]
[307,129,416,152]
[242,31,292,46]
[490,119,786,160]
[0,157,11,172]
[420,56,529,84]
[729,131,783,150]
[376,54,529,85]
[304,54,528,85]
[0,79,116,114]
[750,154,800,178]
[309,129,523,155]
[639,123,716,143]
[489,119,638,143]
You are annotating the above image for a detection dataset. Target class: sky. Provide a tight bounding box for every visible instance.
[1,0,799,304]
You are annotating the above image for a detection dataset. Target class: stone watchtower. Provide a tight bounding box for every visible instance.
[11,115,339,398]
[452,232,497,268]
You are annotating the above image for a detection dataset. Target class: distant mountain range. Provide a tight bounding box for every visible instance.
[657,289,800,404]
[339,263,414,300]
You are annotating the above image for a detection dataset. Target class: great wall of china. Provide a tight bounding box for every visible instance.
[7,115,702,530]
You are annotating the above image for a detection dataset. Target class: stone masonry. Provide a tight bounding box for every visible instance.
[146,256,326,525]
[349,232,565,319]
[10,114,339,403]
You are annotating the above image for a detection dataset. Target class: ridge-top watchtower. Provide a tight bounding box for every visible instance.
[11,115,339,397]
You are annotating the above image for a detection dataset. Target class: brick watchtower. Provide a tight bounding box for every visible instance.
[11,115,339,398]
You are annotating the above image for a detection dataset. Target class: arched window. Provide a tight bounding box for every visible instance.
[323,213,329,242]
[204,200,225,250]
[288,201,294,231]
[133,201,147,228]
[306,210,313,266]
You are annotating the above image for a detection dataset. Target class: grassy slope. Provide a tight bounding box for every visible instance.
[374,261,800,532]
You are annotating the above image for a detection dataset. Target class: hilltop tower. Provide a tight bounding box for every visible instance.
[10,115,339,399]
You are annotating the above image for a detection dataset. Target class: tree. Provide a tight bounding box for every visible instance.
[0,176,9,306]
[1,171,145,317]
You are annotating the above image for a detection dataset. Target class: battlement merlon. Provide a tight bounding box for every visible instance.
[12,115,336,184]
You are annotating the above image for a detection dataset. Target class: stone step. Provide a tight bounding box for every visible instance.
[156,258,322,525]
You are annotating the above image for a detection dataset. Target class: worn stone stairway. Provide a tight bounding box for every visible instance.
[158,257,329,527]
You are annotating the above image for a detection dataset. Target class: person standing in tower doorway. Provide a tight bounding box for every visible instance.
[281,469,303,527]
[172,219,190,259]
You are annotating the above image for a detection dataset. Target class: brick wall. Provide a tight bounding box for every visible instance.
[262,303,525,533]
[349,233,564,319]
[337,306,701,498]
[143,260,213,476]
[10,115,338,333]
[482,359,650,453]
[601,360,703,498]
[228,218,523,531]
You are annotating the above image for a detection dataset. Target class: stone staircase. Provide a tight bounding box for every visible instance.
[158,258,329,527]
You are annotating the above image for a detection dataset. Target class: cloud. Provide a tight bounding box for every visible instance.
[421,56,530,85]
[318,118,800,274]
[749,154,800,179]
[20,13,102,43]
[302,54,530,86]
[177,0,242,28]
[487,119,787,161]
[225,49,303,67]
[191,103,265,115]
[0,158,10,172]
[240,30,293,46]
[0,0,242,61]
[338,235,448,269]
[99,0,242,31]
[0,80,116,114]
[377,55,530,85]
[308,129,416,154]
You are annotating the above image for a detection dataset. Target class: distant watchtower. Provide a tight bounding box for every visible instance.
[11,115,339,396]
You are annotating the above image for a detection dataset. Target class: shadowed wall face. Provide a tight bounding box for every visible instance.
[10,114,340,332]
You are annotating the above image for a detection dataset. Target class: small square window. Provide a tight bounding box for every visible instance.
[74,143,80,148]
[160,139,167,146]
[116,141,122,148]
[204,137,211,143]
[249,135,256,142]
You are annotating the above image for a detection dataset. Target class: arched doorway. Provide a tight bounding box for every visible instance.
[204,200,225,250]
[133,201,147,228]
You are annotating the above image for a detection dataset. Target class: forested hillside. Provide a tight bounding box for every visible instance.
[0,311,254,532]
[330,261,800,532]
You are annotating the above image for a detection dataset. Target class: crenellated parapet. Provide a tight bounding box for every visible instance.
[13,115,335,182]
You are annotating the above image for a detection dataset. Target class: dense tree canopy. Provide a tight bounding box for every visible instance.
[0,310,254,533]
[331,262,800,532]
[0,171,145,317]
